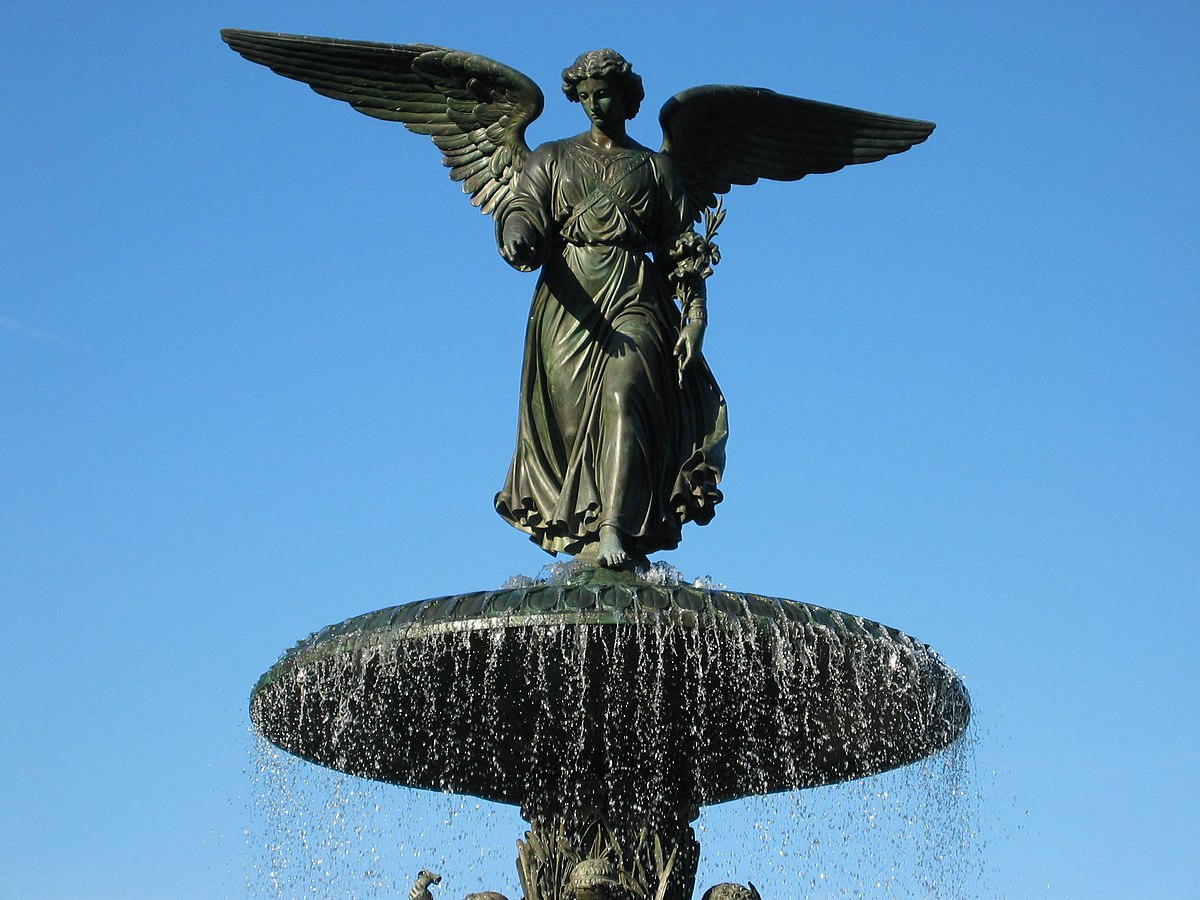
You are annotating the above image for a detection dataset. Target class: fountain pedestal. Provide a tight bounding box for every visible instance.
[251,569,969,898]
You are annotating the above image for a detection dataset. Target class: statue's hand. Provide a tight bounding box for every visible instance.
[500,218,539,271]
[673,320,706,383]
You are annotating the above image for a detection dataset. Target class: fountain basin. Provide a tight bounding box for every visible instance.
[251,579,969,820]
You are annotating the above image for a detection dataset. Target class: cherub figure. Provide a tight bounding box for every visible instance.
[222,30,933,568]
[701,882,762,900]
[409,869,442,900]
[568,857,629,900]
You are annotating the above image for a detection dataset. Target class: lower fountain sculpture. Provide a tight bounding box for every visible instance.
[251,568,969,899]
[221,27,968,898]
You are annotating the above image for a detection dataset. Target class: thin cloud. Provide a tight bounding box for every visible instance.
[0,315,68,344]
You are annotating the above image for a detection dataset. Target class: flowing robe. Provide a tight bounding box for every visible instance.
[495,137,727,556]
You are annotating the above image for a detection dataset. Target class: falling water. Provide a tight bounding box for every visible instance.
[245,736,531,897]
[246,565,973,897]
[694,726,983,896]
[243,742,983,897]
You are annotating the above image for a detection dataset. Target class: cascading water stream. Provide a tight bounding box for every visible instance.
[247,564,971,898]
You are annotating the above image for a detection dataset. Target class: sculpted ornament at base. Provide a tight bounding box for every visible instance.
[701,884,762,900]
[411,865,760,900]
[410,870,443,900]
[567,858,628,900]
[221,30,934,570]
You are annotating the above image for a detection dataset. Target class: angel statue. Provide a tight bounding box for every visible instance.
[221,30,934,569]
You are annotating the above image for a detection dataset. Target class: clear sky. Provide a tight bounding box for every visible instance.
[2,1,1197,897]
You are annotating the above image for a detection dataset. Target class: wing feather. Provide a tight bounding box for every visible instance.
[452,157,493,183]
[474,179,505,212]
[221,29,544,219]
[659,85,935,219]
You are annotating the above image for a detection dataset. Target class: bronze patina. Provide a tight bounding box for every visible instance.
[253,578,969,899]
[223,29,954,899]
[220,30,933,570]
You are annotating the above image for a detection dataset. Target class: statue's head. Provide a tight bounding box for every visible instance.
[568,857,623,899]
[700,883,761,900]
[561,49,644,120]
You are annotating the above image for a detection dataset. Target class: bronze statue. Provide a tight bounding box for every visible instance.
[700,882,762,900]
[567,858,629,900]
[409,869,442,900]
[221,30,933,569]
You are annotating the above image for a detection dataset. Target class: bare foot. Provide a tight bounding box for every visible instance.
[597,524,629,569]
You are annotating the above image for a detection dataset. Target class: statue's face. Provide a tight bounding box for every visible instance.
[576,77,626,131]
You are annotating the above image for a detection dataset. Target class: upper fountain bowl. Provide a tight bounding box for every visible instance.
[250,575,970,820]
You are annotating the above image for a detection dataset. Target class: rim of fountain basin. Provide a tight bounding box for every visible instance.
[249,574,971,811]
[250,579,930,698]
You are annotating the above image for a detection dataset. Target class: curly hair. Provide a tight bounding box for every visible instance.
[568,857,620,893]
[561,49,644,119]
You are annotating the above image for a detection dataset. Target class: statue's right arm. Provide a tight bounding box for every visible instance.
[500,216,542,271]
[496,146,554,273]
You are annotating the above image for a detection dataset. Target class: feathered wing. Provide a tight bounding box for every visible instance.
[659,85,935,220]
[220,29,544,218]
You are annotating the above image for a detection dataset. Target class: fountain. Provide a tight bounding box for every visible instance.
[223,28,969,898]
[249,566,967,898]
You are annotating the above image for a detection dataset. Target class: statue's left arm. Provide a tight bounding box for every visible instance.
[652,154,707,374]
[656,86,935,376]
[673,286,707,375]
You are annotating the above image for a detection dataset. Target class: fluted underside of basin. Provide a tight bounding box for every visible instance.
[250,582,969,818]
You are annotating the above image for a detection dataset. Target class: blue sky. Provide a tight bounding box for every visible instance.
[2,1,1197,897]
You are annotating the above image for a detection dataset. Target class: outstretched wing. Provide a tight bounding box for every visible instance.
[220,29,544,218]
[659,85,935,220]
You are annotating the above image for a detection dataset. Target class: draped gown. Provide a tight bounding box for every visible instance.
[494,137,728,557]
